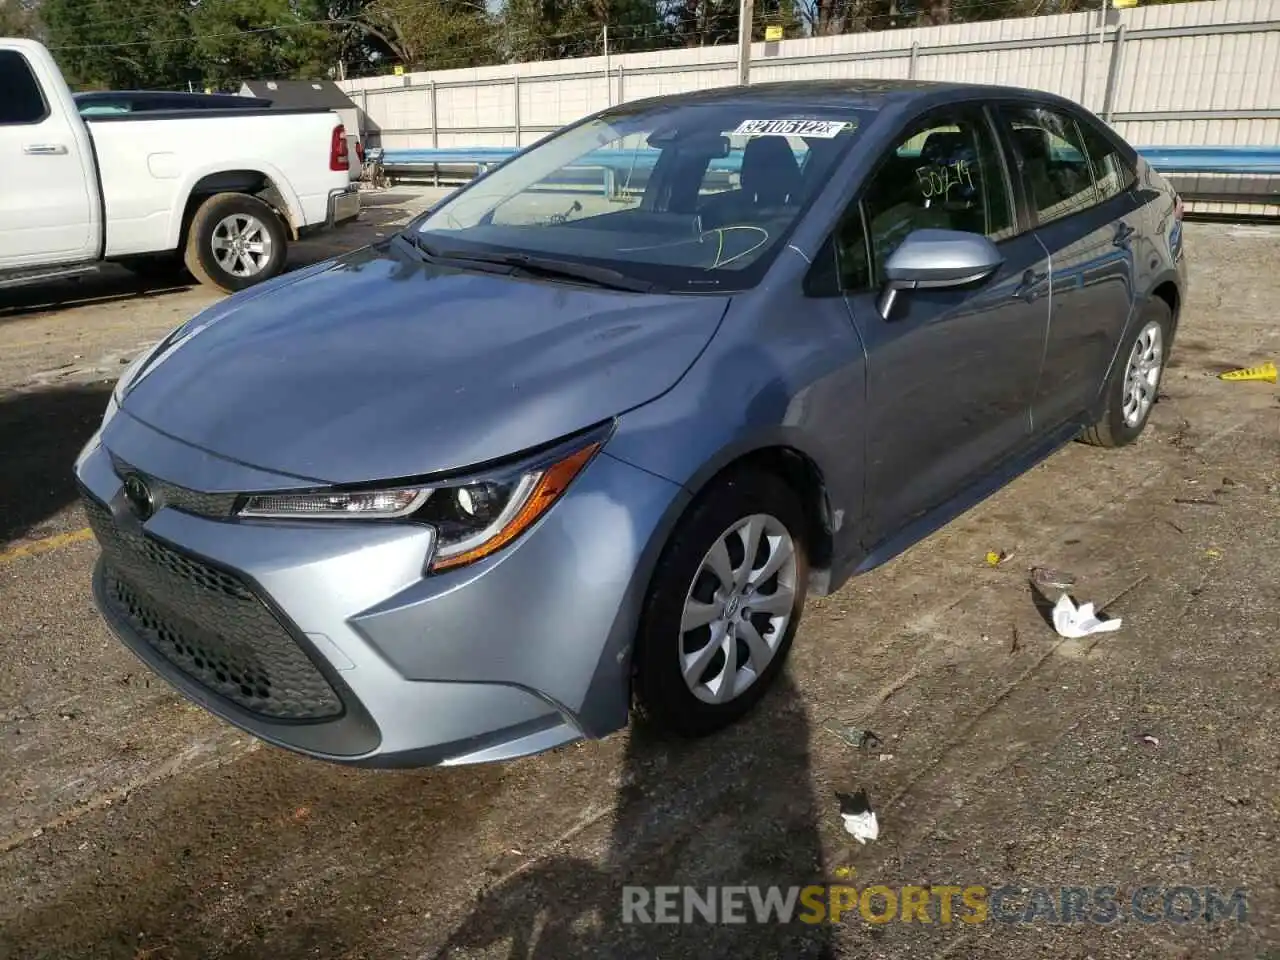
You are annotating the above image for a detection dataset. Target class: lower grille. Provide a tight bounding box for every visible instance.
[83,494,343,721]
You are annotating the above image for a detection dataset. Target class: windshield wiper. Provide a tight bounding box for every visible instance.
[417,240,655,293]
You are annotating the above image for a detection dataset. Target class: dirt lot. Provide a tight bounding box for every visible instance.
[0,196,1277,960]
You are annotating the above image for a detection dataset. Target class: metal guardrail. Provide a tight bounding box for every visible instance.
[371,144,1280,215]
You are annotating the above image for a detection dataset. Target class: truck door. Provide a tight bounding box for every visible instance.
[0,47,97,268]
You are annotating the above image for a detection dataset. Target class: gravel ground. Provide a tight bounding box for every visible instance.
[0,197,1277,960]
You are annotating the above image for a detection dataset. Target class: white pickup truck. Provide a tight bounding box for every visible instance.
[0,39,361,293]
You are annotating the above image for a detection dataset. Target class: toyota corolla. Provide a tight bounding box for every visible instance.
[76,80,1185,767]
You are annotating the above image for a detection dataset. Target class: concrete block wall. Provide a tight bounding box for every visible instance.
[342,0,1280,150]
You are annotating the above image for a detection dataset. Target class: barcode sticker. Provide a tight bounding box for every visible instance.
[731,119,854,138]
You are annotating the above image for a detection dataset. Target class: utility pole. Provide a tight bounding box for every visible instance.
[737,0,754,86]
[604,24,611,105]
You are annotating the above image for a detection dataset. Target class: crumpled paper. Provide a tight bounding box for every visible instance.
[838,789,879,844]
[1051,594,1122,639]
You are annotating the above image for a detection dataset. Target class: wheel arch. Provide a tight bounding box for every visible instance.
[656,436,838,597]
[169,165,304,251]
[1150,278,1181,340]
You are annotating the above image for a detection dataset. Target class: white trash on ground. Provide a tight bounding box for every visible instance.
[838,789,880,844]
[1051,594,1123,639]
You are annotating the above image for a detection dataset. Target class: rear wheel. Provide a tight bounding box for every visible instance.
[1080,298,1172,448]
[633,470,809,737]
[184,192,288,293]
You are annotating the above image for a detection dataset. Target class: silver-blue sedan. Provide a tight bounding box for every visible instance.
[76,80,1186,767]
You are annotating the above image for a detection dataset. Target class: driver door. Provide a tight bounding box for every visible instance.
[836,104,1051,546]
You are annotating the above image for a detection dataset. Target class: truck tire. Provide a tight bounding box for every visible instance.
[184,192,288,293]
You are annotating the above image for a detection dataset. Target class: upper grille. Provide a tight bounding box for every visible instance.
[108,455,238,518]
[83,494,343,721]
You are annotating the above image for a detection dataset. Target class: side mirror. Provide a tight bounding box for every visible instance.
[877,229,1003,318]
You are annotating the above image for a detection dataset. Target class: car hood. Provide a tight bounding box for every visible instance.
[120,240,729,485]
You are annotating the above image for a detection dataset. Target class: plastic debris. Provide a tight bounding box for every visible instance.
[1030,566,1077,590]
[1139,735,1160,748]
[823,723,882,752]
[1205,548,1223,560]
[1051,594,1122,639]
[985,549,1013,567]
[1218,361,1276,383]
[838,789,879,844]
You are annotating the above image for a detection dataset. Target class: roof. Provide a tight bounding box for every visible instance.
[239,79,355,110]
[609,78,1051,113]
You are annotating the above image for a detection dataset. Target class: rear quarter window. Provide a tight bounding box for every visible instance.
[1078,122,1137,201]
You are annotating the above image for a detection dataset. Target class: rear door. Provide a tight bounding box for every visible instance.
[0,48,97,267]
[995,103,1141,432]
[823,103,1051,544]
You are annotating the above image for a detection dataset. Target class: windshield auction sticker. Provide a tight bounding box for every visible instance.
[731,119,855,138]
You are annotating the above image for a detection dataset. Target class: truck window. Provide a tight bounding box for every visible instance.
[0,50,48,125]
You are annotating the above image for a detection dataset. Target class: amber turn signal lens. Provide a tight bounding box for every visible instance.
[430,442,601,571]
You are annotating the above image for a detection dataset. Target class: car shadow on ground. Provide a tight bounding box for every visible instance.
[0,382,112,543]
[0,676,834,960]
[431,676,835,960]
[0,269,195,322]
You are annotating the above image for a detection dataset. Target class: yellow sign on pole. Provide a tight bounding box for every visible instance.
[764,24,784,41]
[393,64,405,76]
[1112,0,1137,7]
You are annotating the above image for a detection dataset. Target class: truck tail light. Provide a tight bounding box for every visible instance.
[330,124,349,171]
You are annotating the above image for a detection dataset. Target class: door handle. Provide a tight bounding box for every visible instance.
[1013,269,1047,302]
[1113,221,1136,248]
[23,143,68,155]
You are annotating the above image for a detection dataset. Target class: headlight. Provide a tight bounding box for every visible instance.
[236,426,609,572]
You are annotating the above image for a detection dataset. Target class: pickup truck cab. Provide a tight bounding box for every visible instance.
[0,39,360,293]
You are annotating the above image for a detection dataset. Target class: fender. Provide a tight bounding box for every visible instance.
[165,159,306,251]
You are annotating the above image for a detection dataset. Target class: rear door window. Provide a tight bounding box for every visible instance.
[0,50,48,125]
[999,105,1098,226]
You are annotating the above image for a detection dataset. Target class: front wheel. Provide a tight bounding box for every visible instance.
[633,470,809,737]
[184,192,288,293]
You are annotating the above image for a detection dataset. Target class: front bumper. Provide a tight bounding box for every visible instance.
[75,411,687,767]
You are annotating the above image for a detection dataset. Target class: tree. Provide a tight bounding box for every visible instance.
[0,0,42,40]
[366,0,498,70]
[190,0,337,88]
[42,0,197,89]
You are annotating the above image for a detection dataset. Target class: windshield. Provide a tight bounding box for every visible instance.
[413,100,875,291]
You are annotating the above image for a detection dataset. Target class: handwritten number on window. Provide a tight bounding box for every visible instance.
[915,159,975,199]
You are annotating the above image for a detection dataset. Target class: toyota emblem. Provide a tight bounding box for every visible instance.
[123,474,155,520]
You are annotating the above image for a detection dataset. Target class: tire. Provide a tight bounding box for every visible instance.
[633,470,810,737]
[183,192,288,293]
[1080,298,1173,448]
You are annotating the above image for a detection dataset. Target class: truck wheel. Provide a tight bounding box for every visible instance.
[184,192,288,293]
